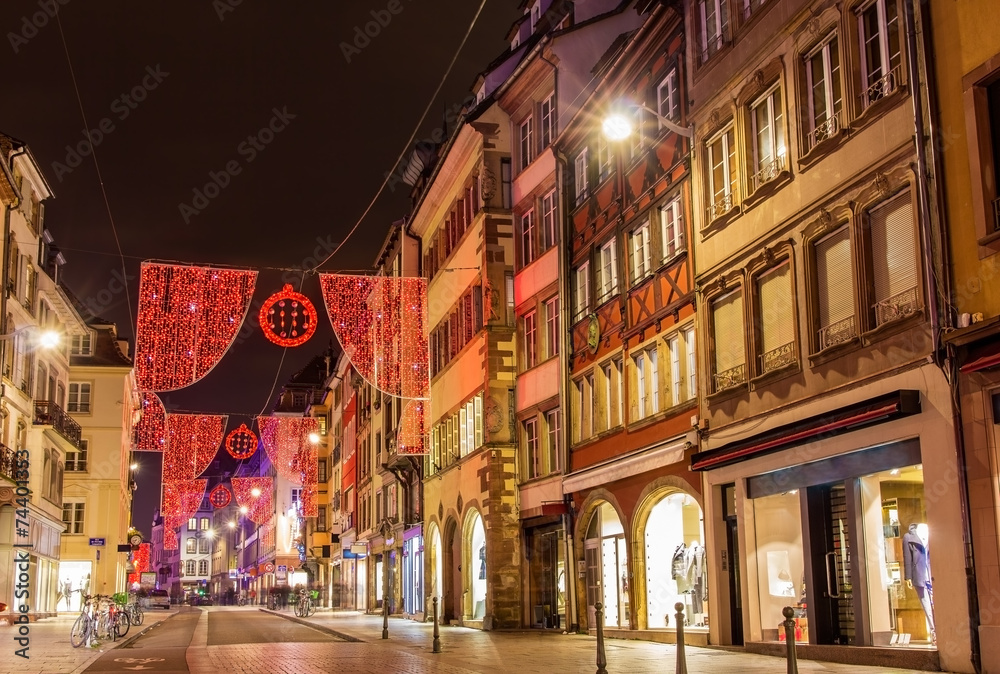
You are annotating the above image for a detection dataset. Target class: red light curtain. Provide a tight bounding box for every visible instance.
[135,263,257,392]
[133,392,167,451]
[161,479,207,550]
[319,274,428,400]
[257,416,317,485]
[232,477,273,525]
[396,398,428,455]
[162,414,226,482]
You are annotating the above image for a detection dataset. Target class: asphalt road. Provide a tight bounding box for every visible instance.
[80,607,341,673]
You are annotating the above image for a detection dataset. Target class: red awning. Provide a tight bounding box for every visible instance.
[960,341,1000,373]
[519,502,568,520]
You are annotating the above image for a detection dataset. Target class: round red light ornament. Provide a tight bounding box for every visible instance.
[259,284,317,347]
[209,484,232,509]
[225,423,258,460]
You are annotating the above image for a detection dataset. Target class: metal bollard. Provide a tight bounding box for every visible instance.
[595,602,608,674]
[782,606,799,674]
[432,596,441,653]
[674,602,688,674]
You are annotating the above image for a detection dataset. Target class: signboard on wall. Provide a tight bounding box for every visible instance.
[276,564,287,584]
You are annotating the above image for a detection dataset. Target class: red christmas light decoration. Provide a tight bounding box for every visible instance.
[225,423,258,459]
[232,477,273,525]
[319,274,429,400]
[299,439,318,517]
[396,398,429,455]
[135,263,257,392]
[259,284,318,347]
[133,392,167,451]
[257,416,317,484]
[161,479,207,550]
[162,414,226,481]
[209,484,232,509]
[127,543,150,587]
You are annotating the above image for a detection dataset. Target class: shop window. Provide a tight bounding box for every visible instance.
[469,513,487,620]
[857,0,902,110]
[711,289,746,392]
[755,261,796,374]
[584,502,629,628]
[643,492,707,630]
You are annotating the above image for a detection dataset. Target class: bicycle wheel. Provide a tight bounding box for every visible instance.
[133,605,144,625]
[114,611,131,639]
[293,601,302,617]
[306,601,315,617]
[70,613,89,648]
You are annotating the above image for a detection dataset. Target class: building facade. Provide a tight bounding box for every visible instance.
[684,0,973,670]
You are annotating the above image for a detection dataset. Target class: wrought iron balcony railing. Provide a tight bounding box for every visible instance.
[760,342,796,374]
[0,442,16,482]
[706,192,736,224]
[752,155,785,192]
[874,287,919,327]
[863,65,903,110]
[819,315,856,351]
[713,363,746,392]
[33,400,83,450]
[807,115,840,151]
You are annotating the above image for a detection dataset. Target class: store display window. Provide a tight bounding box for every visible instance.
[642,492,707,630]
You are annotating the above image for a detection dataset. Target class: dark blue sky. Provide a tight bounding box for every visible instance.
[0,0,521,532]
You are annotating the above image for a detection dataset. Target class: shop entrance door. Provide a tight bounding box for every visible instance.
[725,516,743,645]
[806,481,856,646]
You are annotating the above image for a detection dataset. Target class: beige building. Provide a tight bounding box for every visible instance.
[61,318,134,607]
[684,0,973,671]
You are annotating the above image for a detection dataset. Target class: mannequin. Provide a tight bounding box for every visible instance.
[902,522,934,638]
[685,541,705,624]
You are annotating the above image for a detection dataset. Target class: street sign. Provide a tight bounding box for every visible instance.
[89,538,106,546]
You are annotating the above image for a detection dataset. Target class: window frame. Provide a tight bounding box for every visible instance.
[519,115,535,172]
[573,262,591,322]
[698,0,730,63]
[710,287,747,393]
[660,195,685,263]
[856,0,902,110]
[706,124,738,221]
[544,296,560,359]
[803,33,843,152]
[749,83,787,191]
[540,94,555,149]
[62,501,85,534]
[67,382,92,414]
[523,309,538,370]
[657,67,680,125]
[754,259,798,376]
[629,220,652,285]
[520,207,537,267]
[574,148,590,205]
[66,438,88,472]
[596,239,619,304]
[540,189,558,251]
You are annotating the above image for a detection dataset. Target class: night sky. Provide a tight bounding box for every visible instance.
[0,0,521,533]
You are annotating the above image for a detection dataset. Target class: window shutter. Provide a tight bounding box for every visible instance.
[758,262,794,353]
[816,227,853,329]
[870,192,917,304]
[713,289,745,373]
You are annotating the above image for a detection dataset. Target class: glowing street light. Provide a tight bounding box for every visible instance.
[308,432,320,444]
[602,113,633,141]
[602,102,694,141]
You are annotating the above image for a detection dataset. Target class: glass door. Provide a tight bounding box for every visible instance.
[806,481,856,645]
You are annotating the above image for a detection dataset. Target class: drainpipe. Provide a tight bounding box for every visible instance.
[0,148,25,397]
[903,0,980,671]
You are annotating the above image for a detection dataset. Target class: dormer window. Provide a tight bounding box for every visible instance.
[530,1,541,31]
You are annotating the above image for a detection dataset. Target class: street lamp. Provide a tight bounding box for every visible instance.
[0,327,62,348]
[602,102,695,141]
[380,518,393,639]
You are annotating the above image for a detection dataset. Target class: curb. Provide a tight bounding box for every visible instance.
[258,608,364,643]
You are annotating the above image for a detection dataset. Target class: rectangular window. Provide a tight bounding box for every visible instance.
[317,507,327,532]
[751,86,786,190]
[757,262,796,373]
[198,560,208,576]
[318,458,327,484]
[868,192,918,326]
[465,398,476,453]
[186,537,196,553]
[669,335,682,405]
[545,296,560,359]
[506,272,515,326]
[660,196,685,262]
[501,158,512,209]
[188,518,197,531]
[684,327,697,400]
[804,35,843,150]
[630,222,651,284]
[199,538,210,554]
[523,310,538,370]
[743,0,767,19]
[712,289,746,391]
[657,68,680,124]
[545,409,561,474]
[597,135,612,183]
[67,382,92,413]
[185,560,195,576]
[635,352,646,420]
[519,116,534,171]
[597,239,619,303]
[474,393,484,447]
[816,226,855,349]
[520,208,536,267]
[633,346,661,420]
[600,361,623,431]
[70,333,92,356]
[524,417,540,479]
[707,126,737,220]
[858,0,901,109]
[699,0,730,61]
[629,106,645,161]
[540,190,558,251]
[584,373,595,439]
[573,262,590,321]
[574,148,589,205]
[66,439,88,471]
[62,502,85,534]
[459,407,468,458]
[200,517,210,530]
[540,94,555,149]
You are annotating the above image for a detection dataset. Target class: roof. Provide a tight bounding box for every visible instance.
[71,322,133,368]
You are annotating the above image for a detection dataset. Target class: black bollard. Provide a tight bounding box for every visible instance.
[432,596,441,653]
[782,606,799,674]
[675,602,688,674]
[595,602,608,674]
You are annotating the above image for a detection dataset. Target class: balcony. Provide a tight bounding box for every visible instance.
[0,442,16,482]
[874,287,919,327]
[807,116,840,151]
[862,65,903,110]
[819,315,856,351]
[33,400,83,450]
[760,342,796,375]
[751,155,785,193]
[706,193,737,224]
[713,363,746,393]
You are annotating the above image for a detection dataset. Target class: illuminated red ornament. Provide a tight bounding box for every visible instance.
[225,423,258,459]
[232,477,273,525]
[259,284,318,347]
[319,274,429,399]
[209,484,232,509]
[135,263,257,392]
[133,392,167,451]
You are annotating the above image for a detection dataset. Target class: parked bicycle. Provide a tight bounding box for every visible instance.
[293,588,315,618]
[71,593,128,646]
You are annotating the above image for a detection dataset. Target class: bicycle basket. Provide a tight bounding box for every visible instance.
[112,592,129,606]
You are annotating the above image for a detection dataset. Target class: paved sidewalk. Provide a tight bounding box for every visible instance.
[0,609,174,674]
[262,607,946,673]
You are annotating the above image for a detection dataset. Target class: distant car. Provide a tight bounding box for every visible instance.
[148,590,170,609]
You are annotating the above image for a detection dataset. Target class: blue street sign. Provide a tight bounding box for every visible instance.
[89,538,106,546]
